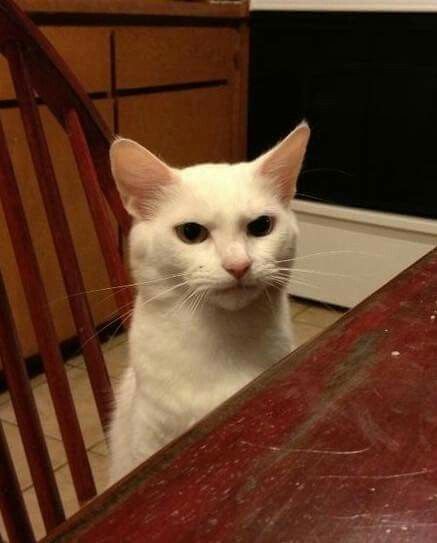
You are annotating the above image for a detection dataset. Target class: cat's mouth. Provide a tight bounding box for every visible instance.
[216,284,257,295]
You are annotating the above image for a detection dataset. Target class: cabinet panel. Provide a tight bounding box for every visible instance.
[0,100,117,358]
[118,86,233,166]
[0,27,110,100]
[115,26,234,90]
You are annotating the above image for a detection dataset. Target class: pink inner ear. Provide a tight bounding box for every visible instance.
[257,123,310,202]
[110,139,177,218]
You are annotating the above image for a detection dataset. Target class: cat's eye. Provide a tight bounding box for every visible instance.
[247,215,274,237]
[175,222,209,244]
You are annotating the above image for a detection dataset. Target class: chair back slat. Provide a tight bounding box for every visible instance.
[0,271,64,536]
[6,41,117,432]
[65,108,133,324]
[0,421,35,543]
[0,0,138,537]
[0,110,96,507]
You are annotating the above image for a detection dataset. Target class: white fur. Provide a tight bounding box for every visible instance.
[108,125,309,484]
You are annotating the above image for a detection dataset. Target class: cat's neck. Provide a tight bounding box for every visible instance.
[129,286,292,377]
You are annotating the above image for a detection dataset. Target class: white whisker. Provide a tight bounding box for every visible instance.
[275,250,384,264]
[48,272,188,307]
[77,306,134,354]
[277,267,368,280]
[137,281,190,310]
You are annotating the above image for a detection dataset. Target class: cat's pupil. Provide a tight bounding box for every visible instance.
[247,215,273,237]
[184,223,201,241]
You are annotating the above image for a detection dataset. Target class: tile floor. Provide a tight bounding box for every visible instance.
[0,297,346,541]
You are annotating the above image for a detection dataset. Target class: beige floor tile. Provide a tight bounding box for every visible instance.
[0,367,111,450]
[289,296,312,317]
[0,389,10,407]
[104,341,129,380]
[293,321,323,348]
[66,351,85,370]
[0,372,46,408]
[7,452,110,541]
[102,331,128,353]
[30,373,48,389]
[1,420,66,491]
[90,439,108,456]
[294,304,346,328]
[67,334,128,378]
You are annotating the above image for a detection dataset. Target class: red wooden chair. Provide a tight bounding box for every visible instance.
[0,0,133,540]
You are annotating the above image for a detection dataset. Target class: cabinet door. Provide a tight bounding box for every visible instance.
[0,100,117,358]
[115,26,234,91]
[0,27,111,100]
[118,86,233,166]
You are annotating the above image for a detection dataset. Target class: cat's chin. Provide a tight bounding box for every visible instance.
[207,286,262,311]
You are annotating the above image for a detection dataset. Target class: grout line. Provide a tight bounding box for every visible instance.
[88,448,107,458]
[291,306,310,319]
[0,415,64,447]
[1,418,21,431]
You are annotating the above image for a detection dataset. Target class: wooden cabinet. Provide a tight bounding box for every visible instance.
[0,27,111,99]
[114,23,241,165]
[0,1,249,361]
[114,26,234,90]
[118,87,233,166]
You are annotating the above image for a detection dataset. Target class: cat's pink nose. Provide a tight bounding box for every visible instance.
[224,262,251,280]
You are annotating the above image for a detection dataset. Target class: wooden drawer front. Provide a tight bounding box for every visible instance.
[118,86,233,166]
[115,27,235,90]
[0,27,110,101]
[0,100,117,358]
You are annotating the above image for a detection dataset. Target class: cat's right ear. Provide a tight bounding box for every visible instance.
[110,138,178,219]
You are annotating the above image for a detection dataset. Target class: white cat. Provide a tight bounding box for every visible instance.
[108,122,310,484]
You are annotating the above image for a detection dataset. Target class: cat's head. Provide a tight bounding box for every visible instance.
[110,123,310,311]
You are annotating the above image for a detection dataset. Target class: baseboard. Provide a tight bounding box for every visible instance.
[289,200,437,308]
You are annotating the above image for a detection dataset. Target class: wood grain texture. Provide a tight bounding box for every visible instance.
[0,1,135,537]
[65,108,132,328]
[115,26,234,90]
[9,37,117,457]
[0,27,110,100]
[45,249,437,542]
[0,101,116,359]
[5,41,97,506]
[0,104,94,531]
[118,86,233,166]
[16,0,249,19]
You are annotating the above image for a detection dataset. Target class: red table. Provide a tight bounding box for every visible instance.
[44,249,437,542]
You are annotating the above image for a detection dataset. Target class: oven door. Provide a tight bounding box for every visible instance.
[249,9,437,306]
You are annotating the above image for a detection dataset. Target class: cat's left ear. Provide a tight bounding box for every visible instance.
[253,121,310,203]
[110,138,178,219]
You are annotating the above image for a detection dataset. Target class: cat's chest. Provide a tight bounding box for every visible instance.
[132,319,292,414]
[128,306,292,434]
[132,311,290,375]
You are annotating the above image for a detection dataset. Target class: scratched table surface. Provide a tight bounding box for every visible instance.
[45,249,437,543]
